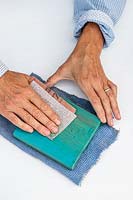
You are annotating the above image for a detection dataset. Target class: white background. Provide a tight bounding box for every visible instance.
[0,0,133,199]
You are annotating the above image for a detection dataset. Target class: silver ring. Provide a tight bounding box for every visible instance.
[104,87,111,93]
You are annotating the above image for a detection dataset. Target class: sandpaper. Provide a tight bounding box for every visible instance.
[31,81,77,139]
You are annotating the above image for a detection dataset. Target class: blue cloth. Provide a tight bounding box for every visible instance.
[0,73,118,185]
[74,0,126,47]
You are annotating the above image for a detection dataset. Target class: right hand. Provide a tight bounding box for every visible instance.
[0,71,61,136]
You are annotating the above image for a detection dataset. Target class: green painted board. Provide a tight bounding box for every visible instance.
[13,99,101,170]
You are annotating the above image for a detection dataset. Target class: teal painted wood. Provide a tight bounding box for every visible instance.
[13,99,101,170]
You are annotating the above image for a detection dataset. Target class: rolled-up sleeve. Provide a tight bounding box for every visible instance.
[74,0,126,47]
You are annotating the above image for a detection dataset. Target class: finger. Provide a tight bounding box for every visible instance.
[14,108,51,136]
[4,112,33,133]
[106,90,121,120]
[107,80,117,98]
[28,89,61,126]
[46,68,63,87]
[95,87,114,126]
[86,88,106,123]
[24,101,59,133]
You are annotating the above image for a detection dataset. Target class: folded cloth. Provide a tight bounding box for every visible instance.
[0,73,118,185]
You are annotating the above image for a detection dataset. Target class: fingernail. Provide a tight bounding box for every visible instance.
[28,128,34,133]
[55,119,61,126]
[102,117,106,123]
[117,113,121,119]
[43,129,51,136]
[110,119,114,126]
[51,127,58,133]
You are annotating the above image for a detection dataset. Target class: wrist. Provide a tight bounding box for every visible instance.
[76,23,104,56]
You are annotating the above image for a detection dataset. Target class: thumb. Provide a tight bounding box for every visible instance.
[46,68,63,87]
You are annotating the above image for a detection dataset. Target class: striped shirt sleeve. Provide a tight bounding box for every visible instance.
[0,60,8,77]
[74,0,126,47]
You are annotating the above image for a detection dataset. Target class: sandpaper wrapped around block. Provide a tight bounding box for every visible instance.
[30,81,77,140]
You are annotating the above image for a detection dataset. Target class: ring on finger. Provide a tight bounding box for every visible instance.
[104,87,111,93]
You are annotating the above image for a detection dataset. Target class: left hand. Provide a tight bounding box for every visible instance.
[46,23,121,126]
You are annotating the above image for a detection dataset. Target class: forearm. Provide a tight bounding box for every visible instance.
[73,23,104,57]
[74,0,126,47]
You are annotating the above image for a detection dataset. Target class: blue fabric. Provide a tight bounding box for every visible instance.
[74,0,126,47]
[0,73,118,185]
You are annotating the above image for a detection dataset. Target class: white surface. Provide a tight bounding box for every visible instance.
[0,0,133,199]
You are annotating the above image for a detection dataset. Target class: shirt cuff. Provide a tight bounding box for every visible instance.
[74,10,115,48]
[0,60,8,77]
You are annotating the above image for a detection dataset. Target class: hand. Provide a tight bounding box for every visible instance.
[46,23,121,126]
[0,71,60,136]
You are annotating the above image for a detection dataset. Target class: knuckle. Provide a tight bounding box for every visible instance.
[91,98,100,105]
[46,108,53,116]
[23,86,32,96]
[79,73,89,83]
[36,124,44,133]
[113,104,119,111]
[47,110,57,119]
[41,102,49,111]
[52,114,59,121]
[23,114,31,123]
[94,79,100,85]
[13,94,22,102]
[106,110,112,116]
[45,120,53,128]
[5,99,14,109]
[9,93,23,106]
[20,124,27,131]
[102,97,109,104]
[34,109,41,119]
[95,83,102,90]
[81,75,89,82]
[99,111,105,117]
[108,92,114,98]
[8,114,19,124]
[10,115,17,123]
[92,76,100,84]
[92,72,98,79]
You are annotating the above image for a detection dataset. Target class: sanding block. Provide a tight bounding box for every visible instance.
[13,90,101,169]
[31,81,77,139]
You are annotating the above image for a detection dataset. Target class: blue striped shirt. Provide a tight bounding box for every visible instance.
[0,0,127,76]
[74,0,126,47]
